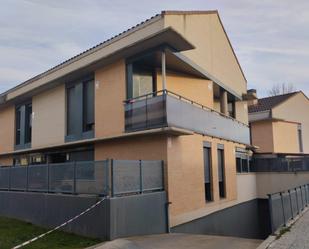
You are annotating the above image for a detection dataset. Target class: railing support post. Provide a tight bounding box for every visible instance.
[8,166,11,191]
[139,160,143,194]
[288,190,294,219]
[73,161,77,195]
[111,159,114,197]
[26,166,29,192]
[47,163,50,193]
[296,187,300,214]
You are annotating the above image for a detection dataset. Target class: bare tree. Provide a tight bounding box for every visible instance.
[267,83,296,96]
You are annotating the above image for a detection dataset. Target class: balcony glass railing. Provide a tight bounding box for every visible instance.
[124,90,250,145]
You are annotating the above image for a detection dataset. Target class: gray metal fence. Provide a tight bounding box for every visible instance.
[0,159,164,197]
[252,157,309,172]
[268,184,309,233]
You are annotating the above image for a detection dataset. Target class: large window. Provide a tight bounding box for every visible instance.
[203,142,213,202]
[66,76,94,142]
[126,63,156,99]
[217,146,225,198]
[15,102,32,149]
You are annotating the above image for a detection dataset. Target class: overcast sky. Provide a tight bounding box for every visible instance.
[0,0,308,97]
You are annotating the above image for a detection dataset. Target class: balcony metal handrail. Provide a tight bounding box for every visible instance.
[124,90,249,128]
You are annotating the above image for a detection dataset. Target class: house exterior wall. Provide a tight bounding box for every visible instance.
[250,121,274,153]
[163,13,247,97]
[32,84,65,148]
[167,133,241,225]
[0,106,15,155]
[157,71,213,108]
[272,121,299,153]
[94,60,126,138]
[272,92,309,153]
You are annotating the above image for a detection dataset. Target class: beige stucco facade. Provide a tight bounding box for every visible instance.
[32,84,65,148]
[0,106,15,156]
[251,120,300,154]
[164,12,247,97]
[272,92,309,153]
[94,60,126,138]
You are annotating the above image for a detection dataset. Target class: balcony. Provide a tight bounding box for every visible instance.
[124,90,250,145]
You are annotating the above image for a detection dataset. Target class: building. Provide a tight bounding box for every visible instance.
[248,91,309,155]
[0,10,276,239]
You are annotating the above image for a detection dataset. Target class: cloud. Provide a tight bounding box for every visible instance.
[0,0,308,97]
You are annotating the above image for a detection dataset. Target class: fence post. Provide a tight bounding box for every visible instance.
[288,190,294,219]
[268,194,275,234]
[280,192,286,226]
[304,185,308,207]
[161,160,165,190]
[104,160,109,197]
[139,160,143,194]
[26,166,29,192]
[111,159,114,197]
[47,163,50,193]
[73,161,77,195]
[295,187,300,214]
[8,166,11,191]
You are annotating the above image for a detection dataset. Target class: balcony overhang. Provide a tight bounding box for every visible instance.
[0,27,195,107]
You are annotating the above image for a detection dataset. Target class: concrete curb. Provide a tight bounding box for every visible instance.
[257,206,309,249]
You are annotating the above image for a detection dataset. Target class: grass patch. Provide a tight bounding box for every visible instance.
[0,216,101,249]
[276,227,291,240]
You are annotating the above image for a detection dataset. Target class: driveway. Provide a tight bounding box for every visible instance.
[90,233,262,249]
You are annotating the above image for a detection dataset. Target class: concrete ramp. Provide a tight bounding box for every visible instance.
[91,233,262,249]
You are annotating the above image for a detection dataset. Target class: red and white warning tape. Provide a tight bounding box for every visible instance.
[12,197,106,249]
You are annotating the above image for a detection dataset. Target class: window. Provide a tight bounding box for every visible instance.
[15,102,32,149]
[236,148,251,173]
[66,76,94,142]
[203,143,213,202]
[298,125,303,153]
[217,146,225,198]
[228,101,235,118]
[126,62,156,99]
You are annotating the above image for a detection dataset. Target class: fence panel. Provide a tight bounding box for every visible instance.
[282,192,292,223]
[10,167,27,191]
[301,186,307,206]
[112,160,140,195]
[289,189,299,218]
[296,187,304,211]
[142,160,163,191]
[270,193,285,230]
[49,162,74,193]
[28,164,48,192]
[75,160,108,195]
[0,167,9,190]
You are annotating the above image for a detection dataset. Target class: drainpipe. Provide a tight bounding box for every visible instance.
[161,50,166,91]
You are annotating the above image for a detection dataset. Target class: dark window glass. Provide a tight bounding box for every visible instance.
[203,146,213,202]
[67,86,75,135]
[25,104,32,144]
[15,107,21,145]
[83,80,94,132]
[242,158,249,172]
[298,128,303,153]
[217,148,225,198]
[228,101,235,118]
[236,157,242,173]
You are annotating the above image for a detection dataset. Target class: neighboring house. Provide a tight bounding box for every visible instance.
[0,10,263,237]
[248,91,309,155]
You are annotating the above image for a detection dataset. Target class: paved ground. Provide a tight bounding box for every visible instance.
[266,209,309,249]
[90,233,262,249]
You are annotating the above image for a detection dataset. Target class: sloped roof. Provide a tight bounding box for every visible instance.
[248,92,299,113]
